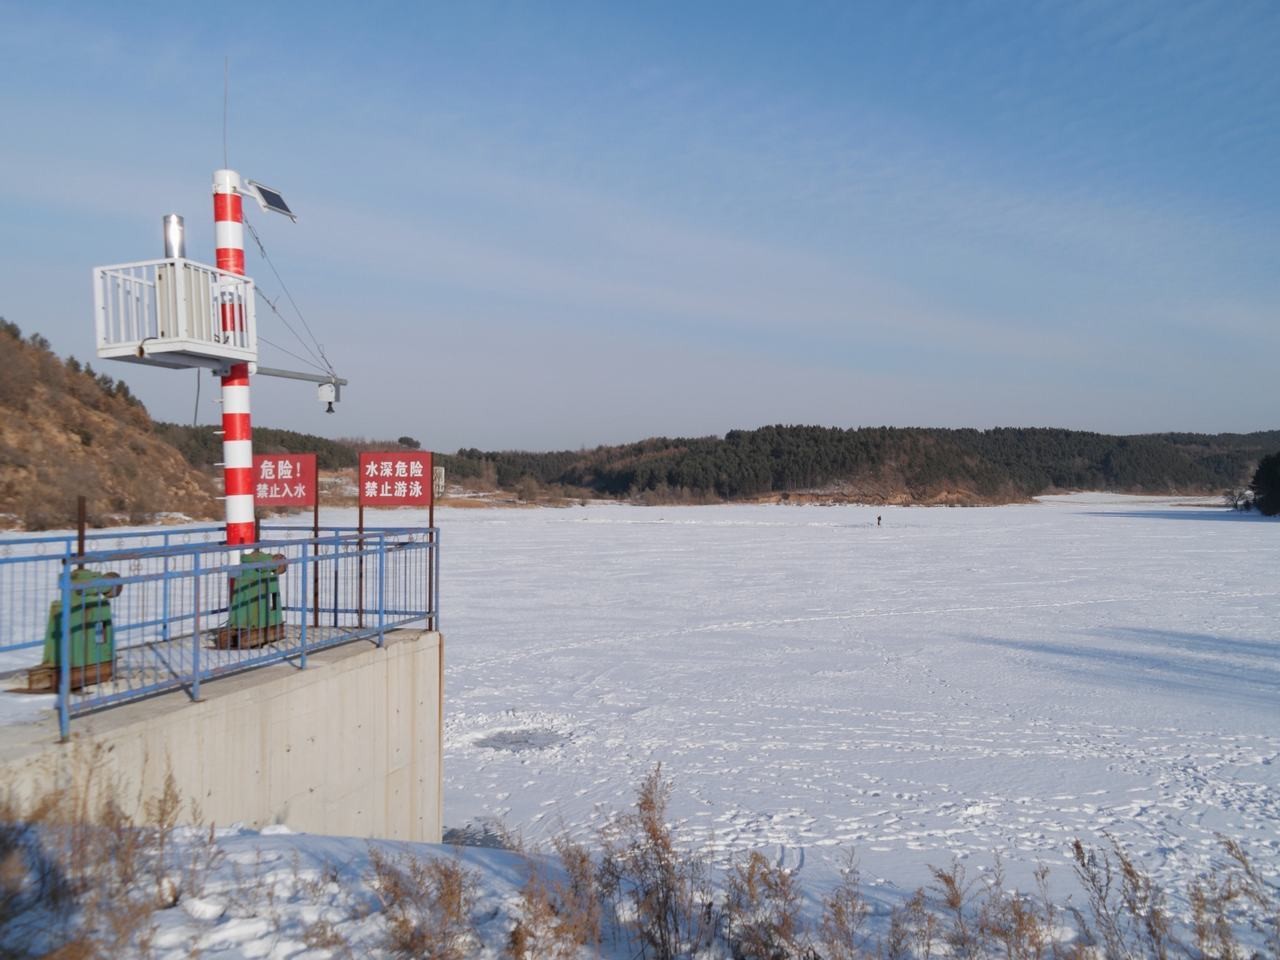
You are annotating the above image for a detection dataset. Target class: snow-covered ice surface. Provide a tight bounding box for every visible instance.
[432,495,1279,900]
[3,494,1278,954]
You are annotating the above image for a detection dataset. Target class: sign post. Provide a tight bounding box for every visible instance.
[431,466,445,631]
[313,494,320,628]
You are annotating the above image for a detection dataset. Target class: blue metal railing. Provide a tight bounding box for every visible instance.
[1,525,226,657]
[0,524,439,737]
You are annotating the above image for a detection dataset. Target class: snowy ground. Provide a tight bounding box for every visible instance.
[3,494,1278,954]
[431,494,1279,901]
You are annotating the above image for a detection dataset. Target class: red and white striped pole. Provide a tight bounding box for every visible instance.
[213,168,255,546]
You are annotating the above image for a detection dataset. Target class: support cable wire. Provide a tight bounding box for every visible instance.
[253,286,329,372]
[258,333,331,375]
[243,215,336,376]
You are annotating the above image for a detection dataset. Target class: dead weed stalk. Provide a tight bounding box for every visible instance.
[366,846,479,960]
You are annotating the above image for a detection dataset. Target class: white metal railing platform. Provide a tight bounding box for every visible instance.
[93,258,257,369]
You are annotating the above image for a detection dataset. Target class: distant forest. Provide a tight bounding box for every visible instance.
[154,423,362,472]
[158,421,1280,505]
[9,313,1270,515]
[449,426,1280,503]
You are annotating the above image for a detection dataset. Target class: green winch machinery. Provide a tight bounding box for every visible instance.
[216,550,287,648]
[29,568,122,691]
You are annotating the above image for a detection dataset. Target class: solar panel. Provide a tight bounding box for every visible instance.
[245,180,296,221]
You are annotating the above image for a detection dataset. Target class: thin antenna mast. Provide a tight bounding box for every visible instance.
[223,56,230,167]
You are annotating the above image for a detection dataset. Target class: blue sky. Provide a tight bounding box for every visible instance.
[1,1,1276,450]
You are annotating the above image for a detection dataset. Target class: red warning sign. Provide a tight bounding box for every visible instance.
[358,451,434,506]
[252,453,317,507]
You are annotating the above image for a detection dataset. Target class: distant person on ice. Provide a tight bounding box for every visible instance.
[877,515,882,526]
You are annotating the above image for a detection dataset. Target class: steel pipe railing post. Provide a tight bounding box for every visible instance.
[191,552,202,701]
[299,543,309,669]
[331,531,340,627]
[57,559,71,740]
[161,531,171,641]
[377,534,386,647]
[433,530,441,631]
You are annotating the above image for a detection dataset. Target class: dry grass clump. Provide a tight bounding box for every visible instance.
[597,764,718,959]
[506,870,566,960]
[1074,833,1279,960]
[507,832,602,959]
[725,850,806,959]
[300,916,353,955]
[0,749,220,959]
[366,846,479,960]
[906,856,1069,960]
[974,861,1060,960]
[882,888,940,960]
[816,851,871,960]
[591,768,721,960]
[864,837,1277,960]
[1188,837,1280,960]
[1071,836,1174,960]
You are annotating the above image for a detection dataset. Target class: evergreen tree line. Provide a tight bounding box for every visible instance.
[444,425,1280,503]
[157,420,1280,505]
